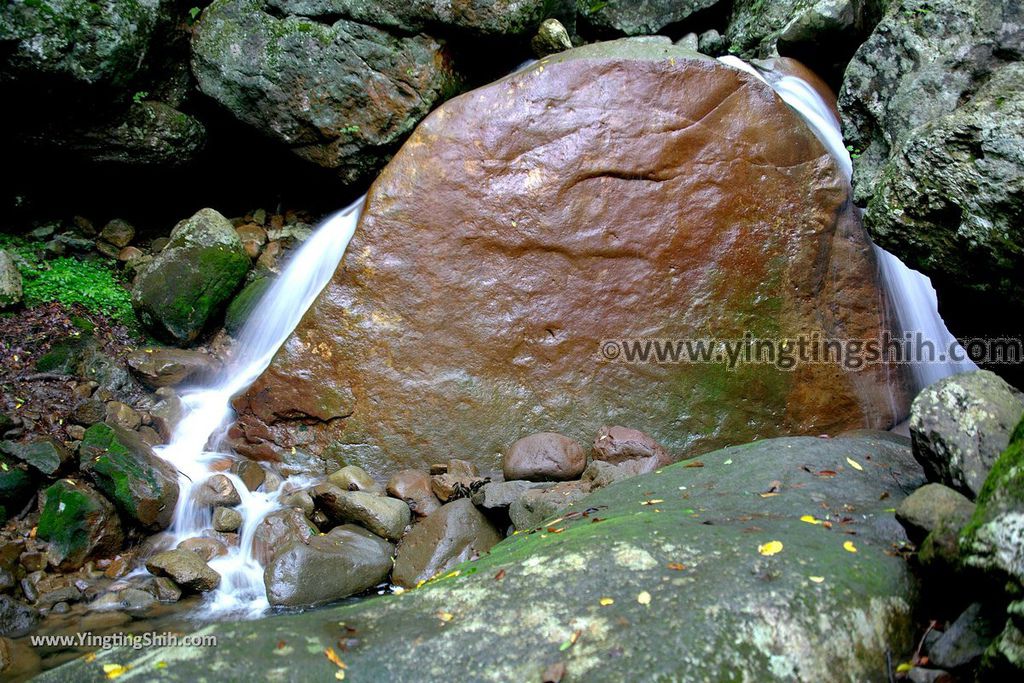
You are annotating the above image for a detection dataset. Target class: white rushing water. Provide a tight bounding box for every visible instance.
[153,196,365,617]
[718,56,976,395]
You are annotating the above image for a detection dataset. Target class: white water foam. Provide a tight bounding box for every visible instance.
[153,196,364,617]
[718,56,975,394]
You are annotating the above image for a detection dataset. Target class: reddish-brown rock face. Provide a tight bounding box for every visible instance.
[234,40,908,477]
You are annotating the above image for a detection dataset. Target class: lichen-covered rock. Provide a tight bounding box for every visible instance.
[910,371,1024,499]
[80,101,206,166]
[48,433,925,681]
[254,0,549,36]
[0,0,160,87]
[839,0,1024,322]
[860,62,1024,314]
[79,422,180,530]
[961,416,1024,586]
[131,208,250,344]
[0,250,22,309]
[236,40,905,476]
[263,524,393,607]
[508,480,589,530]
[0,596,39,639]
[392,499,501,587]
[191,0,459,183]
[146,549,221,593]
[577,0,720,36]
[726,0,884,80]
[36,479,123,571]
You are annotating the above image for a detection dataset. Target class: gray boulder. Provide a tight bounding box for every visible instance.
[839,0,1024,317]
[896,482,975,543]
[264,524,393,607]
[191,0,459,183]
[910,371,1024,498]
[577,0,719,36]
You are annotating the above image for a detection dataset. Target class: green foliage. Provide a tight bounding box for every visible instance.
[0,234,137,327]
[188,6,201,24]
[846,144,862,160]
[132,90,149,104]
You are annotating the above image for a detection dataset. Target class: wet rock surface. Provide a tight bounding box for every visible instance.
[392,499,502,588]
[238,40,905,477]
[264,525,393,607]
[52,433,924,681]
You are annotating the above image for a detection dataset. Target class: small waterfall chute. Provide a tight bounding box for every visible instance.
[717,55,976,396]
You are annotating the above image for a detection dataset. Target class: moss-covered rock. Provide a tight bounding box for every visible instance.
[36,479,123,571]
[79,422,179,530]
[191,0,460,183]
[961,416,1024,586]
[0,0,161,87]
[81,101,206,166]
[131,208,250,345]
[839,0,1024,326]
[46,433,924,681]
[0,456,33,524]
[223,275,272,336]
[577,0,718,36]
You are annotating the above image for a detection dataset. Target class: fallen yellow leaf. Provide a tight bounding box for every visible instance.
[103,664,128,679]
[438,611,454,622]
[843,540,858,553]
[758,541,784,556]
[641,499,664,505]
[809,576,825,583]
[324,647,347,669]
[846,457,863,471]
[800,515,822,525]
[896,662,914,673]
[599,597,614,606]
[637,591,652,605]
[83,652,97,663]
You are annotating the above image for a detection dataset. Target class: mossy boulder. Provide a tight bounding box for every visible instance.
[0,456,33,524]
[0,0,161,87]
[36,479,123,571]
[191,0,460,183]
[79,422,179,530]
[83,101,207,166]
[131,208,250,345]
[961,416,1024,586]
[577,0,718,36]
[0,438,72,477]
[47,433,924,681]
[223,275,272,336]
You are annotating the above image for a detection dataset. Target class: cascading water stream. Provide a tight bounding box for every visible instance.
[718,56,976,396]
[152,196,364,617]
[148,57,973,619]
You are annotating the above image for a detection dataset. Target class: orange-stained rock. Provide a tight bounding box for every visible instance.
[234,40,908,477]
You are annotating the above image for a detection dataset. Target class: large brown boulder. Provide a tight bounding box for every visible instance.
[236,40,906,477]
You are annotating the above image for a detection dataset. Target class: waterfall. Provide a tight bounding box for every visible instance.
[152,196,364,617]
[718,56,976,395]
